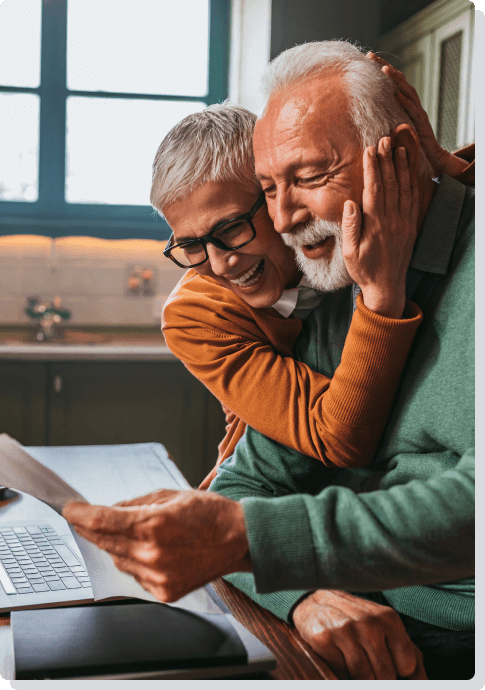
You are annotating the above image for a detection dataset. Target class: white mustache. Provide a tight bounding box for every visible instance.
[281,219,342,248]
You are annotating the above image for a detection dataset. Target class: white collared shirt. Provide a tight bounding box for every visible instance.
[271,277,326,320]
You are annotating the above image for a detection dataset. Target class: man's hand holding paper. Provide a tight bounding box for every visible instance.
[0,435,221,614]
[64,489,252,603]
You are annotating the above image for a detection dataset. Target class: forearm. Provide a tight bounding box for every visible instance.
[166,296,422,469]
[313,295,422,467]
[243,449,474,594]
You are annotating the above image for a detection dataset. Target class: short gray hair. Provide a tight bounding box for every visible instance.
[260,41,433,177]
[150,102,260,216]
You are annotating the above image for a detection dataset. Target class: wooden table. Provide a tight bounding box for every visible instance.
[212,579,336,679]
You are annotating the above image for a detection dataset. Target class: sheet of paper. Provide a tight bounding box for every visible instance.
[0,435,221,615]
[0,433,87,513]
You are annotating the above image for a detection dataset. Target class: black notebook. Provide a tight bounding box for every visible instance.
[12,600,253,680]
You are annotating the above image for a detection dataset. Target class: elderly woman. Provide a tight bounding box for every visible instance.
[155,59,473,488]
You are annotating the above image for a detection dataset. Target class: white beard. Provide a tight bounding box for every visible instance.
[282,219,352,292]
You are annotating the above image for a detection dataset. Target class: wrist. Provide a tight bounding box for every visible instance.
[227,501,252,573]
[361,290,406,319]
[292,591,316,628]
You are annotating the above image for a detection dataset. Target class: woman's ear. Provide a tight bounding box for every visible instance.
[391,124,420,179]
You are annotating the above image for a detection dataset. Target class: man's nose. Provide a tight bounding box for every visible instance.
[206,243,238,275]
[270,190,310,234]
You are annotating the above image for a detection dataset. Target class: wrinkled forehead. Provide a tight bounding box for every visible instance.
[253,75,356,167]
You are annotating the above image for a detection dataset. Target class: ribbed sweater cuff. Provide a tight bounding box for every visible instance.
[223,572,310,623]
[383,586,475,630]
[324,295,422,427]
[242,494,318,594]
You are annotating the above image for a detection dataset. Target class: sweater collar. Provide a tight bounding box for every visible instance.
[410,174,466,276]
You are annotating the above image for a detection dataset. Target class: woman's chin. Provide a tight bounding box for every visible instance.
[238,286,283,309]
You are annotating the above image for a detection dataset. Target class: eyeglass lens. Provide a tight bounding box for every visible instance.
[172,219,255,267]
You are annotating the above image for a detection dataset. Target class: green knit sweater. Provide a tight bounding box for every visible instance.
[210,176,475,630]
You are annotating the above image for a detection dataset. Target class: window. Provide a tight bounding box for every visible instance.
[0,0,230,239]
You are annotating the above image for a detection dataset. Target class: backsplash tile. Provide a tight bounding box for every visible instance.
[0,235,183,326]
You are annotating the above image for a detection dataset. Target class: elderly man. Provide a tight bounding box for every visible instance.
[65,42,474,680]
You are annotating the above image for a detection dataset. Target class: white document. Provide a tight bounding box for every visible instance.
[0,434,222,615]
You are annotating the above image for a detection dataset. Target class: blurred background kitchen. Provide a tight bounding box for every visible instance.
[0,0,475,486]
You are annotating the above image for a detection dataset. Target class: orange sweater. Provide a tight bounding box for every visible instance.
[162,144,474,489]
[163,280,422,487]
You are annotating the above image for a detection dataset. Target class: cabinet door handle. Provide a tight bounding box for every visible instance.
[53,374,63,394]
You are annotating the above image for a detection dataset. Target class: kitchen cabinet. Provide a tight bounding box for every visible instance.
[0,360,226,487]
[0,363,47,446]
[378,0,474,152]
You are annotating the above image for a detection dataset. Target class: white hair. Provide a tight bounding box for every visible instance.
[150,102,260,216]
[260,41,433,178]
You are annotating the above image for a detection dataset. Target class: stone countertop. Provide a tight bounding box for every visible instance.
[0,328,178,362]
[0,342,177,362]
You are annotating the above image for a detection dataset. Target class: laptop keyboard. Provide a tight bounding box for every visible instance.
[0,525,91,595]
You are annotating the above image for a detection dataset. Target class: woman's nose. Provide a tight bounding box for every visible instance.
[206,244,239,276]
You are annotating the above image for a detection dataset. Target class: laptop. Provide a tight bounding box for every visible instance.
[0,518,98,612]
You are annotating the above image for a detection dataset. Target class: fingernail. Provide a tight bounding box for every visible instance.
[368,146,376,158]
[398,147,406,159]
[383,137,391,150]
[344,201,355,216]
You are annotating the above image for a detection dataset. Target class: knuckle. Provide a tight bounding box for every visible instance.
[342,219,358,232]
[384,180,398,193]
[142,543,161,565]
[399,186,412,199]
[341,245,353,256]
[152,571,170,589]
[381,608,402,627]
[369,181,383,196]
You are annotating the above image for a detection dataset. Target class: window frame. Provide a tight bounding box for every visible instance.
[0,0,230,239]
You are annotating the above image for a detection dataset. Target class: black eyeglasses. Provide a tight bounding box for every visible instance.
[163,192,266,269]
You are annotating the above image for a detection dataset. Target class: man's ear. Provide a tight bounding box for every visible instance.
[390,124,420,179]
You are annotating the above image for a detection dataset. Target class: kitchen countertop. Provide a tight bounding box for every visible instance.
[0,328,178,362]
[0,342,177,361]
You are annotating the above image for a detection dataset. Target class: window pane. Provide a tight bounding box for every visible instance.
[0,94,39,202]
[66,97,205,205]
[0,0,41,87]
[67,0,209,96]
